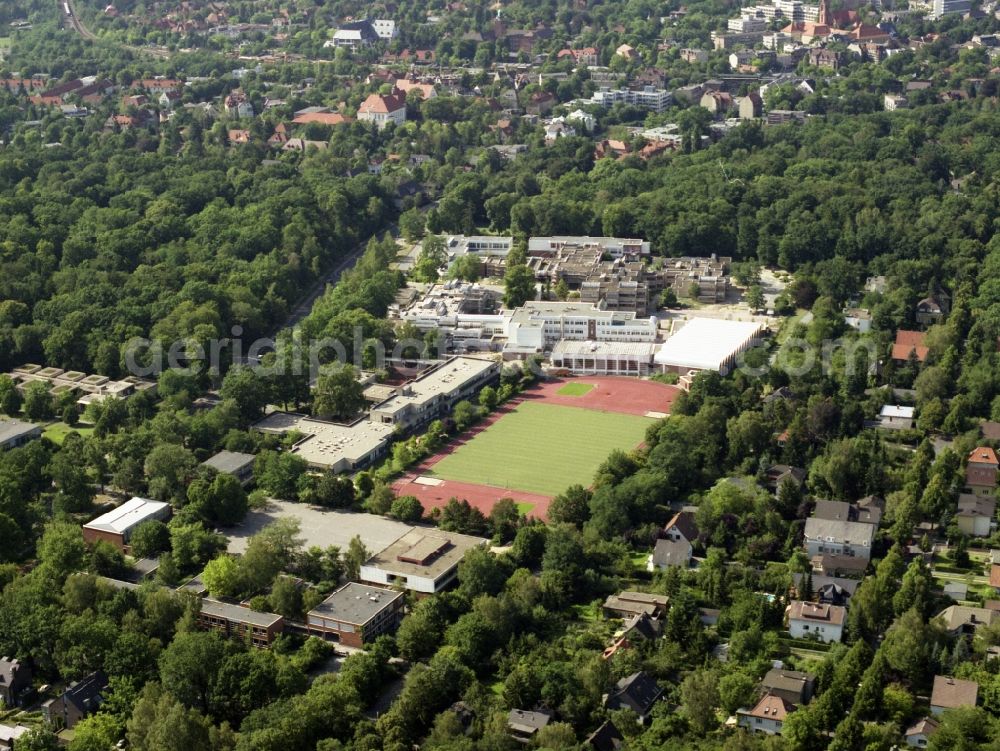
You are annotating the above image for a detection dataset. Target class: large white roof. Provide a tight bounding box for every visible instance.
[654,318,764,372]
[84,497,170,534]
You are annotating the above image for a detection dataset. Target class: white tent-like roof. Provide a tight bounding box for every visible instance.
[654,318,764,373]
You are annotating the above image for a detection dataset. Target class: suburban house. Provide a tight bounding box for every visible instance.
[811,553,869,578]
[0,657,32,708]
[602,591,669,619]
[359,528,487,594]
[956,495,996,537]
[329,20,380,48]
[737,693,796,735]
[916,295,949,325]
[648,538,692,570]
[305,582,405,648]
[603,672,663,722]
[813,499,881,525]
[803,515,876,560]
[507,709,550,743]
[935,605,999,637]
[877,404,916,430]
[760,668,815,706]
[786,601,846,643]
[0,419,42,450]
[905,717,940,747]
[965,447,998,497]
[791,573,859,605]
[82,497,172,552]
[42,671,108,730]
[891,330,928,363]
[201,450,256,486]
[198,599,285,648]
[223,89,253,118]
[930,675,978,715]
[662,509,699,546]
[357,88,407,130]
[585,721,624,751]
[764,464,806,491]
[991,564,1000,595]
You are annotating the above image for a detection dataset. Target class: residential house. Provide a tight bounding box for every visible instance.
[603,672,663,722]
[965,447,998,497]
[930,676,978,715]
[585,720,624,751]
[0,724,32,748]
[616,613,662,643]
[877,405,916,430]
[357,88,407,130]
[292,111,349,126]
[956,495,995,537]
[700,90,734,115]
[786,601,846,643]
[227,129,251,144]
[42,672,108,730]
[811,553,870,578]
[267,122,292,147]
[648,538,692,570]
[916,295,949,325]
[372,19,397,40]
[394,78,436,100]
[224,90,253,118]
[991,564,1000,595]
[507,710,550,743]
[737,693,796,735]
[760,668,815,706]
[0,657,32,708]
[329,20,380,49]
[765,464,806,491]
[807,48,844,69]
[602,591,669,619]
[844,308,872,332]
[738,91,763,119]
[935,605,999,637]
[791,572,860,605]
[0,419,41,450]
[305,582,405,648]
[159,90,182,110]
[525,91,556,115]
[201,450,256,486]
[905,717,940,748]
[891,330,928,363]
[884,93,909,110]
[803,514,875,561]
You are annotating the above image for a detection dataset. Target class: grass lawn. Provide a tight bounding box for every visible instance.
[43,422,95,445]
[556,382,595,397]
[515,501,536,515]
[428,401,651,496]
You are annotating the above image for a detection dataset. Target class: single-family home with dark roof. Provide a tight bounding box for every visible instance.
[603,672,663,721]
[507,709,550,743]
[0,656,32,707]
[585,720,624,751]
[761,668,815,706]
[42,671,108,729]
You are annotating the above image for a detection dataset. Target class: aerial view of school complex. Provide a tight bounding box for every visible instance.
[4,0,1000,747]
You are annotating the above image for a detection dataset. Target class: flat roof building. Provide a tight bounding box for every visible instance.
[82,497,171,552]
[369,356,500,430]
[255,413,395,473]
[201,450,256,485]
[198,598,285,648]
[0,418,41,450]
[306,582,405,647]
[527,236,650,258]
[550,340,658,376]
[360,528,487,594]
[654,318,765,375]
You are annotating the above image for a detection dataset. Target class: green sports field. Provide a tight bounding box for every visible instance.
[556,382,595,397]
[427,401,651,496]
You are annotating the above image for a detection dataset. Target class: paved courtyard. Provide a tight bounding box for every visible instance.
[226,499,414,555]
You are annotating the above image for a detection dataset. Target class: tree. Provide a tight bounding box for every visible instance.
[389,495,424,522]
[144,443,197,504]
[158,631,228,712]
[413,235,447,282]
[220,366,270,425]
[503,265,536,308]
[37,521,88,580]
[344,535,369,580]
[187,473,248,526]
[548,485,591,528]
[399,208,426,242]
[308,472,356,508]
[745,284,765,311]
[313,365,365,420]
[0,374,22,416]
[489,498,520,542]
[270,575,304,619]
[680,669,719,734]
[718,671,757,715]
[14,728,60,751]
[127,683,213,751]
[202,555,244,598]
[478,386,498,411]
[22,381,53,421]
[68,713,120,751]
[450,253,481,282]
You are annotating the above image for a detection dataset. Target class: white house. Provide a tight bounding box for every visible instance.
[843,308,872,333]
[802,516,875,561]
[956,495,996,537]
[905,717,939,748]
[737,694,795,735]
[357,89,407,130]
[372,19,397,39]
[877,404,915,430]
[786,601,845,643]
